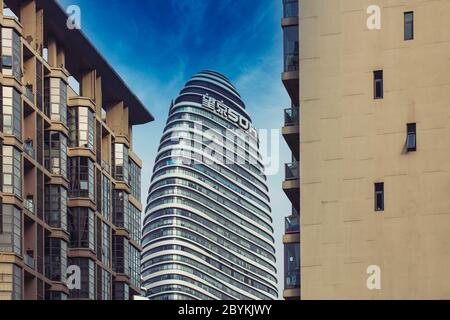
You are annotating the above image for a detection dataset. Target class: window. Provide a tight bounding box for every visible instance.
[283,0,298,18]
[45,238,67,283]
[283,26,299,72]
[2,145,22,197]
[3,86,22,138]
[404,12,414,40]
[101,222,111,268]
[0,205,22,255]
[375,183,384,212]
[101,174,111,220]
[113,236,129,274]
[44,131,68,178]
[114,144,129,182]
[374,70,383,99]
[407,123,417,152]
[68,258,95,300]
[68,207,95,250]
[69,157,95,201]
[44,78,68,125]
[2,28,21,81]
[285,243,300,289]
[129,160,141,201]
[44,185,68,231]
[113,190,129,229]
[68,106,94,150]
[13,265,22,300]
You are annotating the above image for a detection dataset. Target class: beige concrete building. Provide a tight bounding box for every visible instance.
[300,0,450,299]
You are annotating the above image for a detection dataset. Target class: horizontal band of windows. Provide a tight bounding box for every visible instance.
[149,284,214,300]
[146,186,273,233]
[150,165,270,212]
[144,206,274,252]
[144,263,269,300]
[143,273,235,300]
[141,242,278,285]
[142,254,277,298]
[142,227,277,272]
[143,214,275,260]
[148,178,272,225]
[145,199,274,247]
[152,148,268,198]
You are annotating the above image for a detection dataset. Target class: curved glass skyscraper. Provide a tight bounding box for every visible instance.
[142,71,278,300]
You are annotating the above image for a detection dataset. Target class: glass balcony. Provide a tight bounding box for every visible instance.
[24,139,34,159]
[285,214,300,234]
[283,0,298,18]
[24,85,34,103]
[284,106,299,127]
[285,162,299,181]
[284,53,299,72]
[285,270,300,289]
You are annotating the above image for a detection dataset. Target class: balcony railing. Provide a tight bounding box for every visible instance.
[25,197,35,214]
[285,162,299,181]
[285,214,300,234]
[283,0,299,18]
[24,84,34,103]
[284,107,299,127]
[24,139,34,159]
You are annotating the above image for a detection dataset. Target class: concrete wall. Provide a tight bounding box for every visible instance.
[300,0,450,299]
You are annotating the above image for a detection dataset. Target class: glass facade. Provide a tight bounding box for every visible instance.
[45,78,68,125]
[44,185,68,231]
[2,145,22,198]
[69,157,95,201]
[129,159,141,201]
[284,26,299,72]
[45,238,68,283]
[2,28,21,81]
[3,87,21,139]
[114,143,129,182]
[69,107,95,150]
[68,258,95,300]
[44,131,68,178]
[285,243,300,289]
[0,205,22,255]
[68,207,95,251]
[142,71,278,300]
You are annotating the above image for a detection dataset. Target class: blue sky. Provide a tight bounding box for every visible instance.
[58,0,292,296]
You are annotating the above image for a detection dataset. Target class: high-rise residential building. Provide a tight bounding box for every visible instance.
[281,0,300,300]
[301,0,450,299]
[142,70,278,300]
[0,0,153,300]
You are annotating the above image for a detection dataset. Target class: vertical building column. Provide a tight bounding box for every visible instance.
[57,45,66,69]
[95,76,103,115]
[20,0,37,48]
[81,69,97,101]
[106,101,129,138]
[35,9,43,55]
[47,37,58,68]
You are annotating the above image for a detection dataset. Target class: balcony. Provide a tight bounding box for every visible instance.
[24,84,35,104]
[24,196,35,214]
[25,250,36,270]
[24,138,35,159]
[283,0,298,18]
[283,106,299,160]
[285,214,300,234]
[283,162,300,212]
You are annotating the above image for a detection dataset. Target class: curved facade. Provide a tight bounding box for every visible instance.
[142,71,278,300]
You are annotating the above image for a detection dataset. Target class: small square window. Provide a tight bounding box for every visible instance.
[407,123,417,152]
[2,55,12,69]
[375,183,384,212]
[374,70,383,99]
[404,12,414,40]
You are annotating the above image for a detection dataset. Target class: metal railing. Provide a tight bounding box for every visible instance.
[284,106,299,126]
[285,214,300,234]
[285,162,299,181]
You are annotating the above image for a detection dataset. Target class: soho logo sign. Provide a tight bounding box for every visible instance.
[202,94,258,139]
